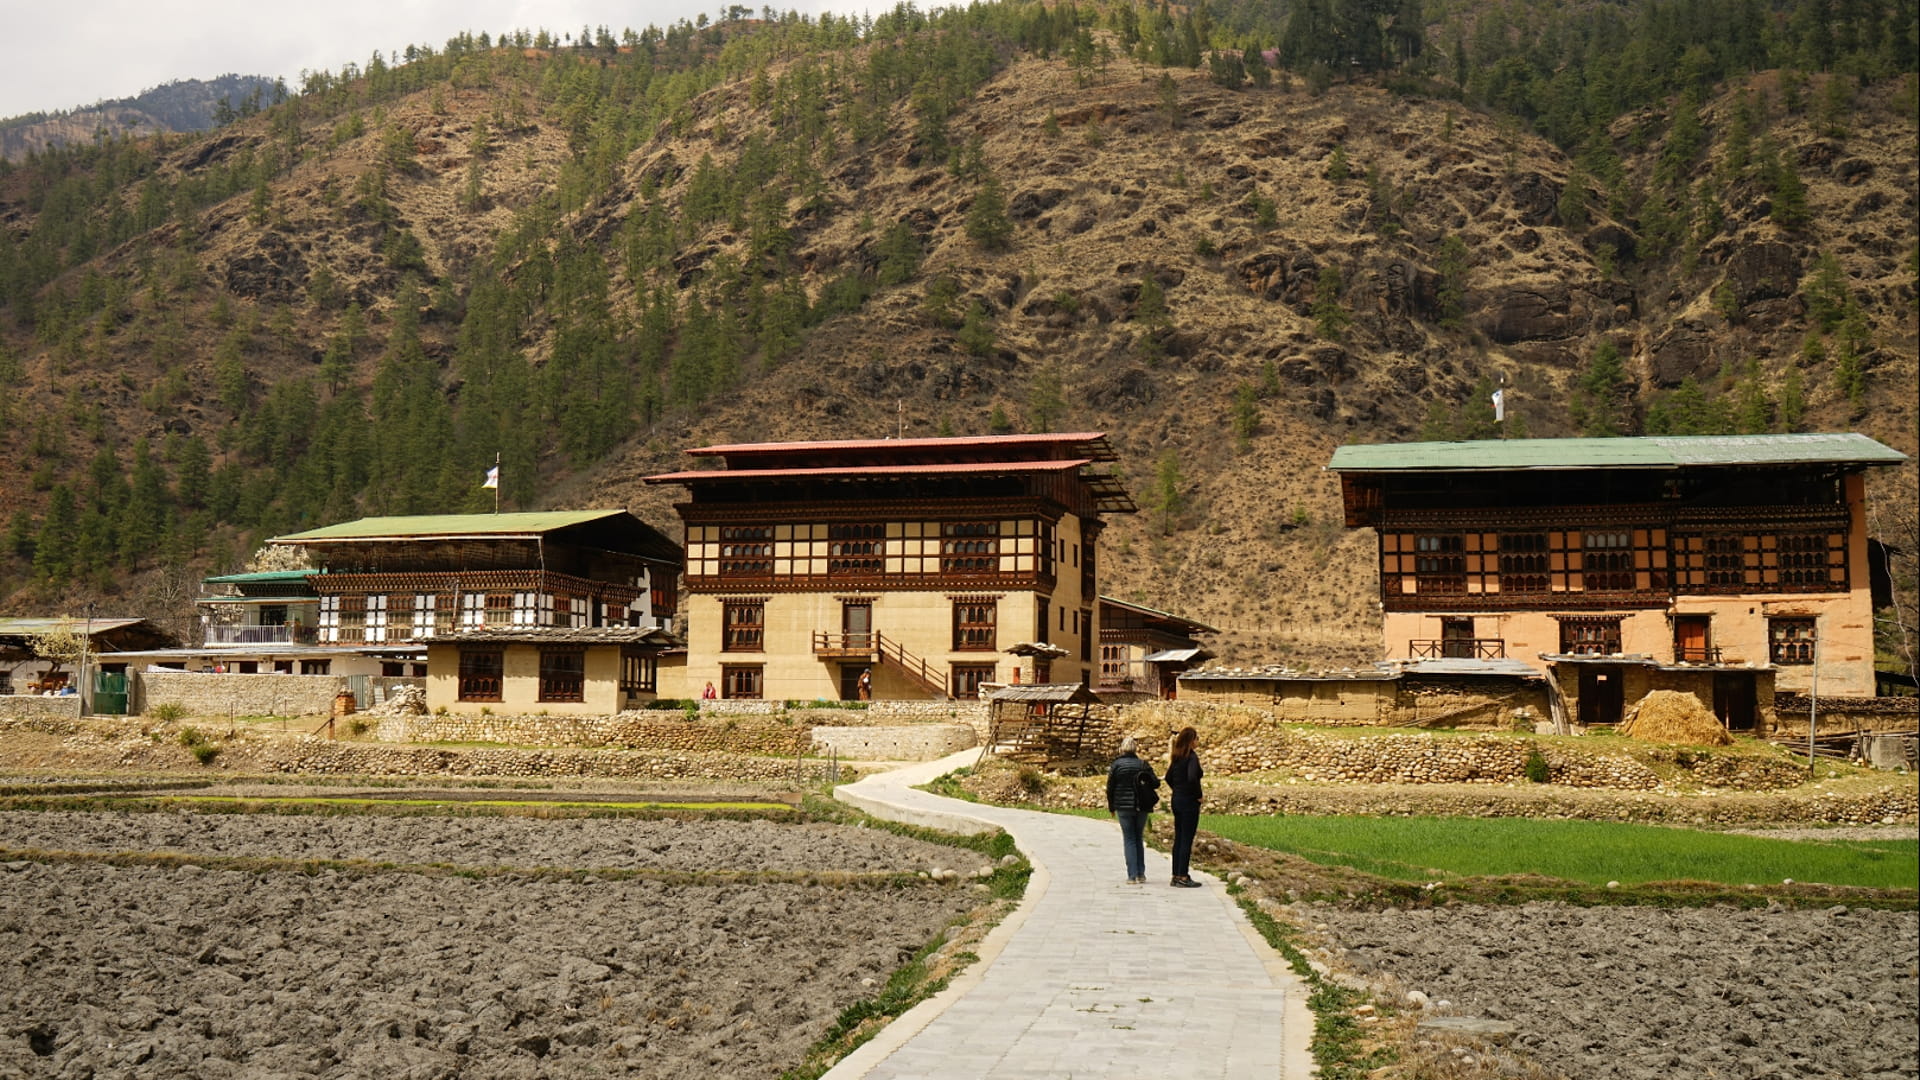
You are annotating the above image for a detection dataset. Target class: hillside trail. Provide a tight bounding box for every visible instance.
[830,750,1314,1080]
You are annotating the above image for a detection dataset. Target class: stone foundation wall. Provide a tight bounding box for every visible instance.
[1772,694,1920,735]
[0,697,83,722]
[136,673,347,718]
[373,711,813,754]
[810,724,977,760]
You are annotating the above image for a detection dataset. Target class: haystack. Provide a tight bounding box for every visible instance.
[1617,689,1731,745]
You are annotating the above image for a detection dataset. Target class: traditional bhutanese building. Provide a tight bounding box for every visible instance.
[644,433,1136,700]
[1328,433,1906,727]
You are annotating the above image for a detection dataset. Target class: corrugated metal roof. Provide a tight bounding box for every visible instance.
[203,570,317,584]
[645,460,1094,484]
[688,433,1114,456]
[420,627,680,646]
[272,510,626,543]
[988,683,1103,703]
[0,617,150,636]
[1099,595,1220,634]
[1396,658,1545,678]
[1328,433,1906,472]
[1142,647,1210,663]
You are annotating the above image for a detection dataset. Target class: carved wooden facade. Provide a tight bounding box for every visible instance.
[647,434,1135,701]
[1330,434,1906,702]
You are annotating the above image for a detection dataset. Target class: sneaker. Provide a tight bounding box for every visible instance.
[1173,877,1203,888]
[1127,876,1145,885]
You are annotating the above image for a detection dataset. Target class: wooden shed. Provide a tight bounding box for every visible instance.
[980,683,1113,766]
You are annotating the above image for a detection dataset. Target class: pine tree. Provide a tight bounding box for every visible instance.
[1150,452,1185,536]
[1312,265,1350,341]
[957,302,996,357]
[1028,363,1065,431]
[965,171,1014,251]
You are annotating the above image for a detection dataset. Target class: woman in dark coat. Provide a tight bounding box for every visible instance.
[1166,726,1204,887]
[1105,735,1159,884]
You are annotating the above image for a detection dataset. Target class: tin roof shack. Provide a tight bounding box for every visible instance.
[0,617,179,700]
[1179,659,1549,729]
[1096,596,1216,701]
[423,626,681,716]
[645,434,1135,703]
[1328,434,1907,701]
[980,682,1113,765]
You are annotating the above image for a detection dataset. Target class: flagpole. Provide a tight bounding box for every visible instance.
[493,452,500,514]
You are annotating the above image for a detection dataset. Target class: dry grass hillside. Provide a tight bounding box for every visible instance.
[1,39,1914,666]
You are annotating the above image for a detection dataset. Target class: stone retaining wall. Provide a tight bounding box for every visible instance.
[1772,694,1920,734]
[810,724,978,760]
[0,695,84,721]
[137,673,347,718]
[993,774,1918,826]
[373,711,813,755]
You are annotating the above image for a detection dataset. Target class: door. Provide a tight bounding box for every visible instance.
[1441,618,1475,659]
[842,602,872,652]
[1713,673,1757,731]
[1674,616,1710,663]
[92,672,128,715]
[1577,667,1624,727]
[840,665,867,702]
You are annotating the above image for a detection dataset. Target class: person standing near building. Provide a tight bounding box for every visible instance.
[857,668,873,700]
[1106,736,1159,884]
[1166,726,1204,887]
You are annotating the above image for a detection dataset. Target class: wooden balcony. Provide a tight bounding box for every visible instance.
[811,631,877,658]
[1407,638,1508,660]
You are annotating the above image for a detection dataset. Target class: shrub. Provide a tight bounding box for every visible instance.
[1523,748,1551,784]
[149,702,187,722]
[177,727,221,765]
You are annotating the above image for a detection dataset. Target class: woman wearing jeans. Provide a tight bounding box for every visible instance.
[1166,726,1204,887]
[1105,736,1159,884]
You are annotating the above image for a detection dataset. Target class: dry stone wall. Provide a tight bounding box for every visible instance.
[1772,694,1919,734]
[809,724,977,760]
[137,673,345,718]
[0,696,83,722]
[374,712,813,755]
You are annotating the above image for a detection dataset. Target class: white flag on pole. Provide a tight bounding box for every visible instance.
[1491,388,1505,422]
[482,465,500,489]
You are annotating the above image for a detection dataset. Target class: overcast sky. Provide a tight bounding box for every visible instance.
[2,0,849,120]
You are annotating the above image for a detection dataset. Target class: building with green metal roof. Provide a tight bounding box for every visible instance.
[1327,432,1907,722]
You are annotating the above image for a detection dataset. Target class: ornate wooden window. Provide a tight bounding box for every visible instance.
[1776,533,1843,589]
[1100,644,1129,685]
[1581,531,1636,592]
[1769,618,1817,664]
[538,650,586,702]
[828,523,884,575]
[1558,617,1622,656]
[941,521,1000,575]
[722,664,763,699]
[458,650,503,701]
[1079,607,1094,662]
[952,599,997,651]
[484,592,513,626]
[621,651,658,694]
[951,663,996,698]
[1413,534,1466,593]
[1498,533,1549,593]
[719,526,775,576]
[723,600,765,652]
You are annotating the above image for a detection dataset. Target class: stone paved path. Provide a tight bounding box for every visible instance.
[826,751,1314,1080]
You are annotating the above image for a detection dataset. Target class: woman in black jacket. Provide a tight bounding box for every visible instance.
[1166,726,1203,887]
[1106,736,1158,884]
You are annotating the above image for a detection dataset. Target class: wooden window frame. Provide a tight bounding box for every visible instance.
[723,600,766,652]
[719,526,775,576]
[827,523,885,576]
[941,521,1000,575]
[952,599,997,652]
[1558,617,1623,656]
[951,663,997,699]
[538,649,586,702]
[722,664,763,699]
[1768,617,1817,665]
[621,651,658,695]
[457,649,503,701]
[1498,532,1550,594]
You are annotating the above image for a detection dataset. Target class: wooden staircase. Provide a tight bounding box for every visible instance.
[810,630,950,699]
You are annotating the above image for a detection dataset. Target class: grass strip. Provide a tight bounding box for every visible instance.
[1228,884,1395,1080]
[158,795,793,811]
[1203,814,1920,890]
[0,794,800,821]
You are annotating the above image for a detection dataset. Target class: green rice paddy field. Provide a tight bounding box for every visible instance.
[1201,814,1919,889]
